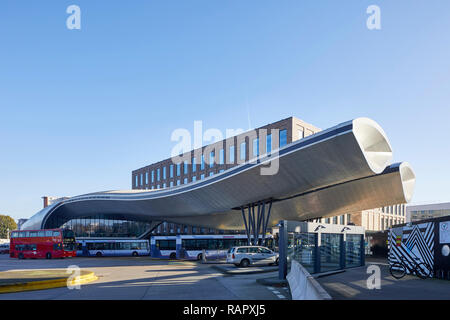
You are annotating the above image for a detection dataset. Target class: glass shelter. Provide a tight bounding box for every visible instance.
[285,221,365,274]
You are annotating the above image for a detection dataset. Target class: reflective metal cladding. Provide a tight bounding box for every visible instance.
[21,117,415,231]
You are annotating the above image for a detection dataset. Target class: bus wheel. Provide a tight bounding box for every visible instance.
[46,253,52,259]
[132,251,138,257]
[197,253,203,261]
[18,253,24,259]
[169,252,177,260]
[96,252,102,257]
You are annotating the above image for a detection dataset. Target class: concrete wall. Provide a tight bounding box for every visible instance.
[287,260,332,300]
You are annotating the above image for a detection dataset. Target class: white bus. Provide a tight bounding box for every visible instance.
[151,234,273,260]
[76,239,150,257]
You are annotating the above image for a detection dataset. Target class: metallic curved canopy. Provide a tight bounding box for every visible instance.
[22,117,415,231]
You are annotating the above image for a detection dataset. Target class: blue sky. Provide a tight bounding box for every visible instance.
[1,1,449,221]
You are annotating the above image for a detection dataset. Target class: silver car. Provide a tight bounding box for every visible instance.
[227,246,279,267]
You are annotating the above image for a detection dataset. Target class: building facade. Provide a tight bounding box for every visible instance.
[309,204,406,232]
[407,202,450,223]
[132,116,406,235]
[132,116,321,235]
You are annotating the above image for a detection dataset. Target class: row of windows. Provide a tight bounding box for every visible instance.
[137,169,228,190]
[11,230,60,238]
[61,217,151,238]
[84,242,149,251]
[155,239,273,251]
[134,130,288,188]
[382,205,406,216]
[322,214,350,225]
[181,239,250,250]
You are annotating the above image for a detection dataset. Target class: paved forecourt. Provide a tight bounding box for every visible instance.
[0,255,286,300]
[316,258,450,300]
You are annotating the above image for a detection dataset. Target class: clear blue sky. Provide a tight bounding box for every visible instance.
[1,1,449,221]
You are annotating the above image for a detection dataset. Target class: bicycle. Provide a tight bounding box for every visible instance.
[390,256,432,279]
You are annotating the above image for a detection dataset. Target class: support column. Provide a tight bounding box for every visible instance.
[240,199,273,246]
[278,220,288,280]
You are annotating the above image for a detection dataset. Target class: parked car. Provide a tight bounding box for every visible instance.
[226,246,279,267]
[0,244,10,254]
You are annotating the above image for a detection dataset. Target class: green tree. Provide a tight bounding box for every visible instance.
[0,215,17,239]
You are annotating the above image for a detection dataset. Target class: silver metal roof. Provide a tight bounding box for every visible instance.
[21,117,415,231]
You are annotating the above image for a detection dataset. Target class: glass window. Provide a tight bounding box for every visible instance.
[184,162,188,174]
[140,173,143,186]
[249,247,259,253]
[320,233,342,272]
[258,247,271,254]
[177,163,181,176]
[346,234,362,268]
[163,167,166,179]
[135,175,138,187]
[219,149,224,165]
[240,142,246,160]
[237,247,249,253]
[298,129,304,139]
[145,172,149,184]
[266,134,272,153]
[291,233,316,273]
[201,174,205,180]
[157,240,176,250]
[201,155,205,170]
[151,170,154,183]
[177,180,180,186]
[192,176,197,182]
[229,146,235,164]
[219,169,224,173]
[209,172,214,177]
[184,178,188,184]
[119,242,131,250]
[163,183,166,188]
[253,138,259,157]
[170,164,174,178]
[279,129,287,147]
[192,157,196,172]
[210,151,215,168]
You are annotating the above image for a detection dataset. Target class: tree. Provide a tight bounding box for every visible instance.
[0,215,17,239]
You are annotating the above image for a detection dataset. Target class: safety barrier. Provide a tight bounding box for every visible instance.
[287,260,332,300]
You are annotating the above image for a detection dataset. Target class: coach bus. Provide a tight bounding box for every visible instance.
[9,229,77,259]
[151,234,274,260]
[76,239,150,257]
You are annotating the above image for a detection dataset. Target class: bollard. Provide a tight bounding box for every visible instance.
[278,220,287,280]
[202,249,207,263]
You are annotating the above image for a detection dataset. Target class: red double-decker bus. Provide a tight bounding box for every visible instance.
[9,229,77,259]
